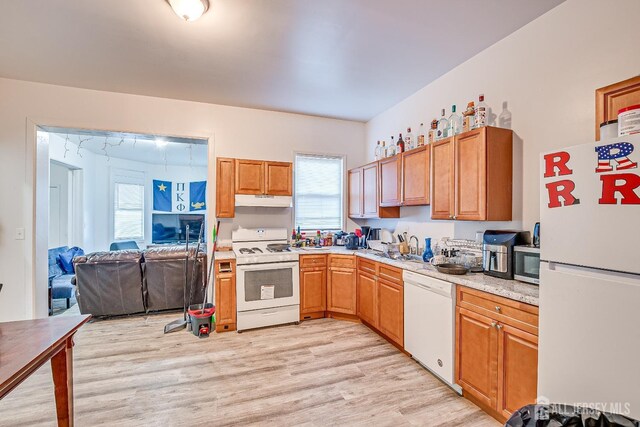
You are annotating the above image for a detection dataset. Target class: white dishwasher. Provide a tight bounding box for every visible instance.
[403,270,461,393]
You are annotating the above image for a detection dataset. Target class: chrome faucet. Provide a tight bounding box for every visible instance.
[409,235,419,255]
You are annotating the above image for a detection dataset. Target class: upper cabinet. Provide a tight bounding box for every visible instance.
[379,156,402,207]
[595,75,640,140]
[216,158,236,218]
[216,157,293,218]
[402,145,430,206]
[235,159,265,194]
[348,167,363,218]
[431,127,512,221]
[265,161,293,196]
[348,162,400,219]
[235,159,292,196]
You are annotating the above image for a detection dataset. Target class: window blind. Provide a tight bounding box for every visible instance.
[114,182,144,240]
[294,154,344,231]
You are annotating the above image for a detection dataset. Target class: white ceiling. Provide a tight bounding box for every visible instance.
[49,132,208,167]
[0,0,563,121]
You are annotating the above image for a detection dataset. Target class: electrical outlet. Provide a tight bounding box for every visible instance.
[15,228,25,240]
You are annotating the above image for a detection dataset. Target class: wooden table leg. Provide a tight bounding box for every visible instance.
[51,338,74,427]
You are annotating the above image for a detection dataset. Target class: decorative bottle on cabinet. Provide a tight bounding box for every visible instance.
[436,109,449,140]
[405,127,414,150]
[473,94,487,128]
[417,123,425,147]
[448,105,462,136]
[374,141,382,160]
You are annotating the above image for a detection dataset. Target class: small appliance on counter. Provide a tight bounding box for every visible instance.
[482,230,530,280]
[513,245,540,284]
[360,226,371,248]
[333,231,348,246]
[532,222,540,248]
[345,233,360,250]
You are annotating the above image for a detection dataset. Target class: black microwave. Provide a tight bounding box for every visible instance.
[513,245,540,285]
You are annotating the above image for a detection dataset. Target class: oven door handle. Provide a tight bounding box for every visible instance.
[236,261,300,272]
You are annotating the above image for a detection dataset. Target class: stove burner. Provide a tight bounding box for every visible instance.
[267,247,290,253]
[239,248,254,254]
[251,247,263,253]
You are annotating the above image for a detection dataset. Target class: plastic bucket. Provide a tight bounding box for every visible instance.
[188,303,215,338]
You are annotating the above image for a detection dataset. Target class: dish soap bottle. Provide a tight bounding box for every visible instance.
[422,237,434,262]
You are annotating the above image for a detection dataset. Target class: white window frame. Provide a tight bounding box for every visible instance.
[293,152,345,232]
[109,168,145,243]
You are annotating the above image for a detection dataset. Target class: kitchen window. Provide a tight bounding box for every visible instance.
[294,153,344,231]
[111,170,145,241]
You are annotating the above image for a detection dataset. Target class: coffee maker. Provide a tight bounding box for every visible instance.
[482,230,530,280]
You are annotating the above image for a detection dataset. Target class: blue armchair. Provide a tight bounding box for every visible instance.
[48,246,76,313]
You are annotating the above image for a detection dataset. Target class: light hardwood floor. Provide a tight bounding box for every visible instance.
[0,314,499,426]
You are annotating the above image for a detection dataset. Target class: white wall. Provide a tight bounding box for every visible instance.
[365,0,640,243]
[0,78,365,321]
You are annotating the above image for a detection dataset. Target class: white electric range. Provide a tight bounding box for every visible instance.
[232,228,300,332]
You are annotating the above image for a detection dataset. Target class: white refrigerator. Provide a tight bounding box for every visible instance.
[539,134,640,419]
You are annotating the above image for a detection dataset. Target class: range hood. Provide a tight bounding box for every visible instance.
[235,194,292,208]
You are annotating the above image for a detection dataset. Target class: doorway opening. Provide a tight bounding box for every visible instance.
[39,127,209,316]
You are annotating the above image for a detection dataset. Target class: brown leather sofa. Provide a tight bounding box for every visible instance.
[143,247,206,312]
[74,247,207,317]
[74,250,146,316]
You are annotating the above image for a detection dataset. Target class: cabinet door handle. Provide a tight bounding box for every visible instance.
[496,323,503,330]
[453,215,457,220]
[495,305,501,312]
[491,321,497,328]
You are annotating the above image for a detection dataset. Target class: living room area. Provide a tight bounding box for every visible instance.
[43,128,209,316]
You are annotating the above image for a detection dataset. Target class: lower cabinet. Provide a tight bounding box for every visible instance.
[356,270,377,327]
[215,259,236,332]
[455,285,538,423]
[300,267,327,316]
[356,258,404,347]
[327,265,357,315]
[377,278,404,348]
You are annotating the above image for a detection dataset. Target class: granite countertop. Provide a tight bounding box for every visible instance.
[217,246,540,306]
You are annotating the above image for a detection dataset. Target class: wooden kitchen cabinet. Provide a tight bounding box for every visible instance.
[356,269,377,327]
[348,163,399,219]
[348,167,363,218]
[327,255,357,315]
[300,267,327,316]
[596,75,640,140]
[215,259,236,332]
[362,162,379,217]
[355,258,404,347]
[216,157,235,218]
[456,306,498,409]
[377,278,404,347]
[402,146,430,206]
[455,285,538,423]
[430,138,454,219]
[235,159,265,194]
[379,156,402,207]
[264,161,292,196]
[497,324,539,420]
[431,127,512,221]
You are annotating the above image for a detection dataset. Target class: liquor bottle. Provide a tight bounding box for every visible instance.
[462,101,475,132]
[316,230,321,247]
[436,109,449,140]
[405,127,414,150]
[397,133,405,153]
[297,226,301,241]
[447,105,462,136]
[374,141,382,160]
[291,228,297,242]
[498,101,512,129]
[417,123,426,147]
[381,140,387,157]
[428,119,438,143]
[387,136,397,156]
[474,94,487,128]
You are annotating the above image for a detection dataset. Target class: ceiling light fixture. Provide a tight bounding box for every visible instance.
[166,0,209,22]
